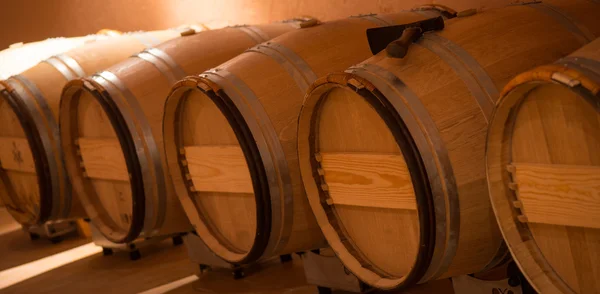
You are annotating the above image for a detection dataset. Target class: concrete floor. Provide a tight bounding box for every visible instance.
[0,209,455,294]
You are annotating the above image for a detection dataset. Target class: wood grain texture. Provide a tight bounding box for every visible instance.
[192,191,257,252]
[173,90,259,256]
[61,24,298,243]
[511,163,600,229]
[168,11,430,263]
[0,90,42,224]
[313,87,420,278]
[0,30,177,227]
[508,82,600,293]
[184,145,253,194]
[78,138,129,182]
[0,137,35,173]
[297,0,600,288]
[320,152,416,210]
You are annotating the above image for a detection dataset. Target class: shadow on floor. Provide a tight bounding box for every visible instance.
[166,255,454,294]
[2,238,195,294]
[0,228,89,271]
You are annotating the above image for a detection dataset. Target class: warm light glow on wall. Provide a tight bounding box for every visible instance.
[0,0,517,50]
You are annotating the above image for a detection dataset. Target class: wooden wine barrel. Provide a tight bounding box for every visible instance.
[0,30,121,80]
[0,29,186,227]
[296,0,600,290]
[486,38,600,294]
[59,22,301,243]
[162,8,453,265]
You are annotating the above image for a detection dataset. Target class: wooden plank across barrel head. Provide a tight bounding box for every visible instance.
[508,163,600,229]
[487,37,600,294]
[60,22,298,243]
[297,0,600,290]
[77,138,129,182]
[0,29,182,227]
[317,152,417,210]
[162,9,449,266]
[184,146,253,194]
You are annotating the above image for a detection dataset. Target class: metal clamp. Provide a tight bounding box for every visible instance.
[366,16,445,57]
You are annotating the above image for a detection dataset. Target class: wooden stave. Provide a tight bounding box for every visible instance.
[486,39,600,293]
[0,30,181,228]
[59,24,297,244]
[296,0,600,290]
[162,11,443,266]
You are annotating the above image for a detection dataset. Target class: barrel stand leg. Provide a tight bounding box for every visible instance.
[90,223,182,261]
[451,270,527,293]
[317,286,333,294]
[102,247,114,256]
[24,220,78,243]
[301,250,367,293]
[172,234,184,246]
[232,266,245,280]
[129,246,142,261]
[279,254,293,263]
[184,233,253,280]
[507,262,537,294]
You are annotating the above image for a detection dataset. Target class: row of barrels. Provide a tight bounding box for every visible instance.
[0,0,598,292]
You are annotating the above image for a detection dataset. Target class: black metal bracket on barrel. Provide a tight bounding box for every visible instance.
[366,16,445,58]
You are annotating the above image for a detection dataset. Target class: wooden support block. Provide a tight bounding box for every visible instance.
[319,152,417,210]
[183,145,253,194]
[347,78,364,89]
[78,138,129,182]
[76,219,92,238]
[517,215,529,223]
[506,164,516,173]
[513,201,523,209]
[511,163,600,229]
[0,137,35,173]
[315,153,323,162]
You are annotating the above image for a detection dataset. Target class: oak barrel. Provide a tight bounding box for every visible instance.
[486,38,600,294]
[59,22,299,243]
[296,0,600,290]
[0,30,120,80]
[162,8,453,265]
[0,29,185,227]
